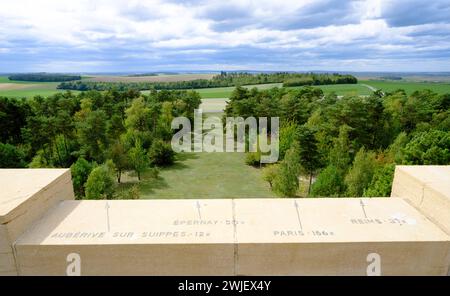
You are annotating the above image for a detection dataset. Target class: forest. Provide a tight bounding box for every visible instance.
[8,73,82,82]
[224,86,450,197]
[0,85,448,199]
[0,89,201,199]
[57,72,357,91]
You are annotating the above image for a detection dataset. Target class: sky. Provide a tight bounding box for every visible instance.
[0,0,449,73]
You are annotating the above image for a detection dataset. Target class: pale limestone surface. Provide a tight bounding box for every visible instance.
[0,169,71,221]
[14,198,450,275]
[0,225,15,275]
[0,225,12,253]
[235,198,448,243]
[1,166,449,276]
[15,199,236,275]
[17,199,235,245]
[0,169,74,240]
[234,198,449,275]
[391,165,450,235]
[0,252,15,273]
[0,169,75,276]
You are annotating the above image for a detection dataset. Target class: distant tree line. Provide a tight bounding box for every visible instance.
[9,73,82,82]
[56,72,357,91]
[0,89,201,199]
[379,76,402,80]
[225,85,450,197]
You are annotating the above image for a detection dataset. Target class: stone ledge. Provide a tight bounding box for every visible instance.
[0,166,449,275]
[391,165,450,235]
[13,198,450,275]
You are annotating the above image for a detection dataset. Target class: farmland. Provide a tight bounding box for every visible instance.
[1,74,450,99]
[192,83,372,98]
[0,73,216,98]
[359,80,450,95]
[150,83,284,98]
[194,80,450,99]
[0,75,80,98]
[85,73,215,83]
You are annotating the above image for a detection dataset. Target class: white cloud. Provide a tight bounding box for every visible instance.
[0,0,449,71]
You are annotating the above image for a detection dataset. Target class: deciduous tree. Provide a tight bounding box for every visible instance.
[84,161,115,200]
[128,139,148,180]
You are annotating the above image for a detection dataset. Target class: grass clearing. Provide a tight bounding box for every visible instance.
[117,110,275,199]
[117,152,276,199]
[311,83,372,96]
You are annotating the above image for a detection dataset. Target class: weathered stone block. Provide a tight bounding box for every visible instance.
[391,165,450,235]
[234,198,450,275]
[15,200,236,275]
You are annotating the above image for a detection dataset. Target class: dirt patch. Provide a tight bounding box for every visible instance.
[85,73,215,83]
[0,83,38,90]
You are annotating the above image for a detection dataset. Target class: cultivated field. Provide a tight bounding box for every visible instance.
[360,80,450,95]
[85,73,216,83]
[2,74,449,99]
[0,75,79,98]
[194,83,372,98]
[193,83,282,98]
[195,81,450,99]
[0,83,40,90]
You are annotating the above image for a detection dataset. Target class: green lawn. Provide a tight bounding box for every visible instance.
[360,80,450,95]
[117,152,276,199]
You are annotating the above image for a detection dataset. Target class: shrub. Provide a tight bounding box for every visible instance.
[148,139,175,166]
[129,184,140,200]
[245,151,261,166]
[262,164,279,188]
[147,167,160,179]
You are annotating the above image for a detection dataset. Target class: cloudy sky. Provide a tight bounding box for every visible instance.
[0,0,449,72]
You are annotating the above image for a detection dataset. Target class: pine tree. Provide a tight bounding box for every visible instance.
[273,143,301,197]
